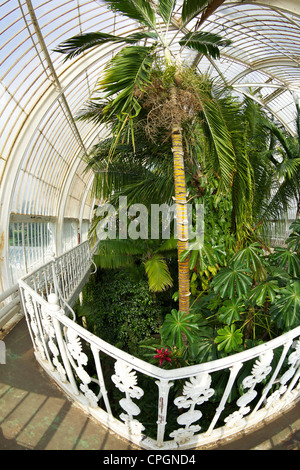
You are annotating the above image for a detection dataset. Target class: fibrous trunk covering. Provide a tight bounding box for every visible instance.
[172,124,190,314]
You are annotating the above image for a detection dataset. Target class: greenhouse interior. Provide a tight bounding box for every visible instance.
[2,0,300,451]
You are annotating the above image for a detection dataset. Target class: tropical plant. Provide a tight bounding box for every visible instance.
[249,279,279,307]
[217,297,245,325]
[84,128,175,208]
[269,280,300,331]
[92,237,175,293]
[212,95,300,245]
[215,324,243,353]
[269,247,300,278]
[54,0,235,317]
[211,259,252,299]
[286,219,300,252]
[84,127,178,293]
[74,268,169,353]
[252,103,300,234]
[160,308,201,349]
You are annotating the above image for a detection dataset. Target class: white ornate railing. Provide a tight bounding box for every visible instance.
[20,241,92,311]
[18,242,300,450]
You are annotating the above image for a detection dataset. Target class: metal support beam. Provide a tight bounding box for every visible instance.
[244,0,300,16]
[24,0,88,156]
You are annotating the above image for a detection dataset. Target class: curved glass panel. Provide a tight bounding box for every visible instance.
[1,0,300,286]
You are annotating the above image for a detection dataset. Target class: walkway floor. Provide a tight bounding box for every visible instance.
[0,317,137,450]
[1,317,300,451]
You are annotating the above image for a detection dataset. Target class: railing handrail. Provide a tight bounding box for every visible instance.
[18,276,300,382]
[52,304,300,381]
[21,240,90,284]
[18,240,300,449]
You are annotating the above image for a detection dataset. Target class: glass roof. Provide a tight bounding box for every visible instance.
[1,0,300,225]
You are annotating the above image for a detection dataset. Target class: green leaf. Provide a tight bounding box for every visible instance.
[158,0,177,27]
[211,260,252,299]
[181,241,224,271]
[181,0,208,27]
[189,249,199,270]
[217,298,244,325]
[144,254,173,292]
[197,90,236,190]
[160,309,200,349]
[249,280,279,306]
[54,31,157,61]
[188,327,218,363]
[286,220,300,252]
[270,280,300,330]
[270,247,300,278]
[93,238,142,269]
[103,0,157,30]
[230,243,264,272]
[179,31,231,59]
[215,325,243,353]
[269,267,292,286]
[98,45,154,118]
[276,157,300,179]
[288,220,300,235]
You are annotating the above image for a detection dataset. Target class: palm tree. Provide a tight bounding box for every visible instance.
[261,105,300,222]
[54,0,235,316]
[234,98,300,241]
[83,125,175,209]
[86,132,176,293]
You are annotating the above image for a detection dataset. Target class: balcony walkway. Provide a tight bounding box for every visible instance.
[1,317,300,451]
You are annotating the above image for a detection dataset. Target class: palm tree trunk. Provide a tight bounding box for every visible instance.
[171,124,190,314]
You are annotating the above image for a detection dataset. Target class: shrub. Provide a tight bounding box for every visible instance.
[74,268,171,354]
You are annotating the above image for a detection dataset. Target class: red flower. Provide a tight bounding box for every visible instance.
[154,348,172,367]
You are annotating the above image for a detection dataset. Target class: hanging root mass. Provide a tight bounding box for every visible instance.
[141,81,202,140]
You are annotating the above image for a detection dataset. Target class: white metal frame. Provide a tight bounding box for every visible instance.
[2,1,300,291]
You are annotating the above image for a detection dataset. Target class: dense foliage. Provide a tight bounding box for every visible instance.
[56,0,300,368]
[74,266,177,355]
[76,186,300,369]
[55,1,300,441]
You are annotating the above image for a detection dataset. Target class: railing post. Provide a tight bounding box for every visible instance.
[49,294,80,397]
[50,254,59,299]
[206,363,243,435]
[155,378,174,448]
[17,242,300,450]
[91,344,112,414]
[252,341,292,414]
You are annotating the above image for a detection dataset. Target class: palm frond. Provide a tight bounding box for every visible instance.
[85,127,174,203]
[258,181,295,226]
[53,31,157,61]
[93,238,143,269]
[75,100,108,125]
[262,120,294,160]
[157,236,178,252]
[144,254,173,292]
[181,0,208,27]
[197,90,236,190]
[103,0,157,30]
[98,45,155,119]
[231,149,254,237]
[111,174,174,208]
[158,0,177,29]
[179,31,231,59]
[276,158,300,179]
